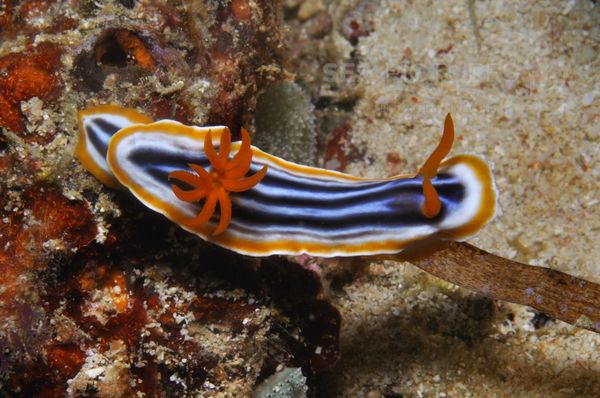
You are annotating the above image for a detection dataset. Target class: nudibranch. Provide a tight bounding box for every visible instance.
[77,104,497,257]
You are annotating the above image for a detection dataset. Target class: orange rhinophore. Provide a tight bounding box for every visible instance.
[418,113,455,218]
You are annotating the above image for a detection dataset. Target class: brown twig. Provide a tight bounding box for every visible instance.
[380,241,600,334]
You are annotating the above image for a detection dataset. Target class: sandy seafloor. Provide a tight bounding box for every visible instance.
[284,0,600,397]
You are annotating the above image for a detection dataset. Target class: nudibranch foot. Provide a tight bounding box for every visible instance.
[76,104,153,188]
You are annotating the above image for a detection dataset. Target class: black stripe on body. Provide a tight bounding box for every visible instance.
[86,118,124,158]
[124,143,466,236]
[131,147,400,195]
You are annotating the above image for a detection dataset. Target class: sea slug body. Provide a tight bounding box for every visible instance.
[77,105,497,257]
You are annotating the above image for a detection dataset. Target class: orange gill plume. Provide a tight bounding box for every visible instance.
[168,128,268,235]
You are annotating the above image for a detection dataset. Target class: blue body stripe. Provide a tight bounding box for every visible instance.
[122,142,465,236]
